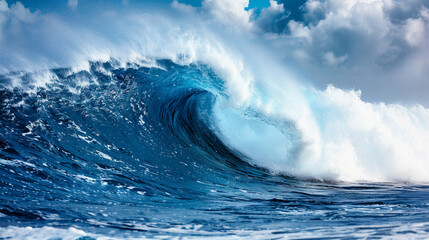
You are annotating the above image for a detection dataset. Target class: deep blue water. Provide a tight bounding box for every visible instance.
[0,61,428,239]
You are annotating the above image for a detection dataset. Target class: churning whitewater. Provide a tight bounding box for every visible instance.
[1,0,429,239]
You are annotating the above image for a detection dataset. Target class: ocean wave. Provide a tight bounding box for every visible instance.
[2,1,429,238]
[2,58,429,184]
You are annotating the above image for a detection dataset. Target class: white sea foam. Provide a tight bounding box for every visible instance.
[213,83,429,182]
[1,222,429,239]
[0,226,99,240]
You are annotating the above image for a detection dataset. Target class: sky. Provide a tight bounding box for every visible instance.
[1,0,429,105]
[5,0,272,12]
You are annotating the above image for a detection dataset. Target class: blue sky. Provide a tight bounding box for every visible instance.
[7,0,271,13]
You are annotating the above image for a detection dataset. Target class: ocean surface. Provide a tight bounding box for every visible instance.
[1,61,429,239]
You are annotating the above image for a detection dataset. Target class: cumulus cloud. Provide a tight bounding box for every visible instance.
[405,17,426,47]
[171,0,195,14]
[1,0,36,22]
[254,0,289,33]
[241,0,429,104]
[202,0,253,31]
[287,20,311,41]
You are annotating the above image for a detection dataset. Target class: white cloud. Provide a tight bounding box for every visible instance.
[254,0,288,33]
[0,1,39,40]
[0,0,8,12]
[171,0,195,14]
[9,1,37,22]
[405,17,425,47]
[323,51,348,66]
[202,0,253,31]
[245,0,429,104]
[288,20,311,42]
[306,0,322,12]
[68,0,78,9]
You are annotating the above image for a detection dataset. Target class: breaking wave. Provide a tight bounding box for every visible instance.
[2,1,429,238]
